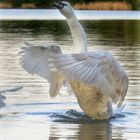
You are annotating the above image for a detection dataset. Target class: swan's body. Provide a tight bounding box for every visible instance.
[20,1,128,120]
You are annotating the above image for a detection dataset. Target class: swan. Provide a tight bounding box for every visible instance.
[20,1,128,120]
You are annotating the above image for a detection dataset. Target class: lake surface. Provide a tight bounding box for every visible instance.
[0,11,140,140]
[0,9,140,20]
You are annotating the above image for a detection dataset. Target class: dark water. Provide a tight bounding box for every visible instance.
[0,20,140,140]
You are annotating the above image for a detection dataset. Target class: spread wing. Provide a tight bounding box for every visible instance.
[50,51,128,105]
[19,42,64,97]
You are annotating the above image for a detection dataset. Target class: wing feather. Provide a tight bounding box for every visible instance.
[50,51,128,104]
[19,42,64,97]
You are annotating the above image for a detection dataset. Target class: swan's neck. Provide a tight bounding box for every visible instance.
[67,15,88,53]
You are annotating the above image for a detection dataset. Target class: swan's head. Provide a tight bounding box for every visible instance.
[54,1,75,18]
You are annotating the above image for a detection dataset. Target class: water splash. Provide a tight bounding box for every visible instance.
[50,109,125,123]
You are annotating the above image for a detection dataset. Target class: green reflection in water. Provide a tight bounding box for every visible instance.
[0,20,140,46]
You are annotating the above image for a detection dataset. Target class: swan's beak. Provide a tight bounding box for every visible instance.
[53,2,66,9]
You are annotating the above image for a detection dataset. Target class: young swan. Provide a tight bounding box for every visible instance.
[20,1,128,120]
[53,1,128,119]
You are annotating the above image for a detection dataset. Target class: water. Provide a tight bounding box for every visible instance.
[0,12,140,140]
[0,9,140,20]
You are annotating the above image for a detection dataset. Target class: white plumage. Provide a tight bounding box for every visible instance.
[50,51,128,103]
[20,42,64,97]
[19,1,128,119]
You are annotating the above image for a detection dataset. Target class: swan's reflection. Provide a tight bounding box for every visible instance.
[77,122,112,140]
[49,121,113,140]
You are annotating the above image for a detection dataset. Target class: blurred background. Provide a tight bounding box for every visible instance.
[0,0,140,10]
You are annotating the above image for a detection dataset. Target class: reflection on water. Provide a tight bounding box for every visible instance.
[0,20,140,140]
[49,121,112,140]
